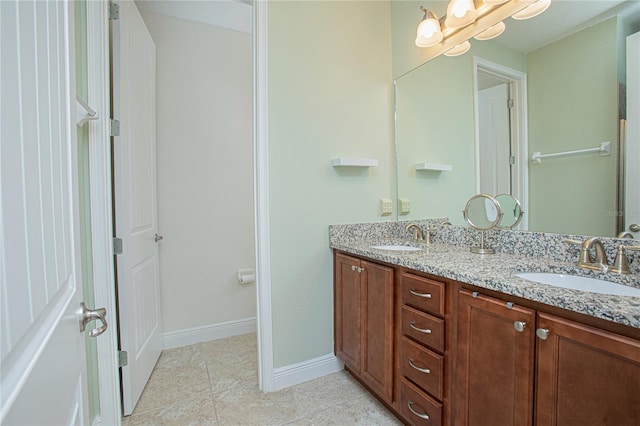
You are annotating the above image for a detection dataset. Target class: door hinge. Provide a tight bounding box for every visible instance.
[509,156,516,165]
[110,119,120,137]
[118,350,128,367]
[109,2,120,20]
[113,237,123,255]
[507,98,514,108]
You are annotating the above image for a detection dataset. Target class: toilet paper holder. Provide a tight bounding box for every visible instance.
[237,269,255,285]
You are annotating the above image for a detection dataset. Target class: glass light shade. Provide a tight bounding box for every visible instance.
[511,0,551,20]
[444,40,471,56]
[415,10,443,47]
[474,21,506,40]
[445,0,477,28]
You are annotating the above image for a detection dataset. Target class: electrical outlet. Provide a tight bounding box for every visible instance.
[398,198,411,215]
[380,198,392,216]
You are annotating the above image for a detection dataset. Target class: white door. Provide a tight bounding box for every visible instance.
[625,32,640,238]
[1,1,96,423]
[112,0,163,415]
[478,83,512,196]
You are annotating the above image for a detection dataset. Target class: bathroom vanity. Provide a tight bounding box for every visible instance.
[331,222,640,426]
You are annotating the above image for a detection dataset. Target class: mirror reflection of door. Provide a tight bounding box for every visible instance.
[478,77,512,196]
[625,31,640,238]
[474,60,528,230]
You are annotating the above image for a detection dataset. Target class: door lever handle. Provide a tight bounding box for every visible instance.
[79,302,108,337]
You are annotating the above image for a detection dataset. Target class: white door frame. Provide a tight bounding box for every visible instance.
[473,56,529,230]
[624,32,640,237]
[84,1,121,423]
[253,0,275,392]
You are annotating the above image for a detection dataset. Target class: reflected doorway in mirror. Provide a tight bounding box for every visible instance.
[474,57,528,231]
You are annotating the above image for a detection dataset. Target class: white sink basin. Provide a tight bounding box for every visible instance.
[515,272,640,297]
[370,244,422,252]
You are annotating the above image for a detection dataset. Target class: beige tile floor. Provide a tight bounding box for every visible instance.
[121,333,402,425]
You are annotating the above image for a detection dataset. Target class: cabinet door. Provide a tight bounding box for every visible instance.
[454,289,535,426]
[334,253,361,373]
[536,312,640,426]
[361,260,395,402]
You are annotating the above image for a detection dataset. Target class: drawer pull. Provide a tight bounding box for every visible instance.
[407,401,430,420]
[408,358,431,374]
[409,321,432,334]
[409,289,432,299]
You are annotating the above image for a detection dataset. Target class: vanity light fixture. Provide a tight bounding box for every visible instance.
[473,21,506,40]
[444,40,471,56]
[512,0,551,20]
[415,6,444,47]
[445,0,478,28]
[415,0,552,60]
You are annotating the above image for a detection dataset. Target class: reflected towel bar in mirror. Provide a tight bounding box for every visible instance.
[531,141,611,164]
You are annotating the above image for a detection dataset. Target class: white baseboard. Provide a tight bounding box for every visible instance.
[273,353,344,391]
[162,317,257,350]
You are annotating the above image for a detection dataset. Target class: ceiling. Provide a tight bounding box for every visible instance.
[497,0,640,53]
[135,0,252,33]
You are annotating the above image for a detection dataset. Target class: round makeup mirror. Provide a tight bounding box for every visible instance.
[463,194,503,254]
[495,194,524,229]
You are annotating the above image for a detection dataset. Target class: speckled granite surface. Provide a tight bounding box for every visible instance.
[329,221,640,329]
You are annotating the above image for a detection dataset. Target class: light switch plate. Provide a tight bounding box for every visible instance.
[380,198,392,216]
[398,198,411,215]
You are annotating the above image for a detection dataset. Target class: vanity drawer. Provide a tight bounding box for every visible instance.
[400,336,444,400]
[399,377,442,426]
[402,305,444,353]
[401,272,445,317]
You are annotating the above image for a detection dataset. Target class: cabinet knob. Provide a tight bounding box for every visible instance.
[513,321,526,332]
[351,265,356,271]
[536,328,550,340]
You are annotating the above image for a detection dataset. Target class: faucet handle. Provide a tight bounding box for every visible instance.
[610,245,640,274]
[563,239,582,246]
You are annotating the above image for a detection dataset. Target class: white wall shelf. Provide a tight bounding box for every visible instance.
[331,157,379,167]
[415,162,453,172]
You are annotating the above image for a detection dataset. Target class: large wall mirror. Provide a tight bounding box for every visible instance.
[394,0,640,237]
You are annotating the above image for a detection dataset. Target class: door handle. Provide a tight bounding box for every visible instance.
[79,302,108,337]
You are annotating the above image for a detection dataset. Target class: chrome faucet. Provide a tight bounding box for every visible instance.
[565,237,609,272]
[405,223,424,241]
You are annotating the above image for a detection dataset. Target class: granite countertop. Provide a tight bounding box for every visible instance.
[331,238,640,329]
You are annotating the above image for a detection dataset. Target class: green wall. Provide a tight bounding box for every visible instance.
[527,18,619,235]
[268,1,393,367]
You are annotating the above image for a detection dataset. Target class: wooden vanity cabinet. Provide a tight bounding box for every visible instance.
[334,252,395,403]
[454,287,640,426]
[535,312,640,426]
[454,288,535,426]
[334,250,640,426]
[397,272,448,426]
